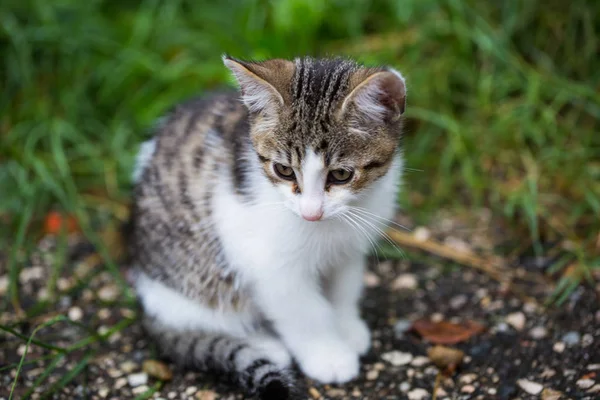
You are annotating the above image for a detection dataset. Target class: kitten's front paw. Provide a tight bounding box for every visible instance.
[296,340,359,384]
[338,316,371,355]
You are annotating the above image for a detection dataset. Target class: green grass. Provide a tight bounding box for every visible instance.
[0,0,599,393]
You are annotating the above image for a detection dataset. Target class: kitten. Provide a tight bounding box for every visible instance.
[127,55,406,399]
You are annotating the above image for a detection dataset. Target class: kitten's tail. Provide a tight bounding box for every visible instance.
[143,316,303,400]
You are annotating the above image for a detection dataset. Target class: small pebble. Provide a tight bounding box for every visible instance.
[120,361,138,374]
[411,356,430,367]
[167,392,176,399]
[114,377,127,389]
[326,388,345,396]
[505,312,526,331]
[399,382,411,392]
[366,369,379,380]
[413,227,430,242]
[131,385,149,395]
[391,274,418,290]
[553,342,565,353]
[394,319,412,338]
[308,387,321,399]
[363,271,381,288]
[407,388,429,400]
[488,388,497,395]
[540,368,556,379]
[541,388,563,400]
[450,294,468,310]
[459,373,477,384]
[582,333,593,347]
[373,362,385,370]
[588,364,600,370]
[588,384,600,393]
[382,350,413,366]
[68,306,83,321]
[98,284,119,301]
[562,331,580,345]
[529,326,548,339]
[98,388,109,398]
[494,322,510,333]
[195,390,216,400]
[127,372,148,387]
[97,308,111,320]
[461,385,475,394]
[576,379,595,390]
[517,379,543,395]
[185,386,198,395]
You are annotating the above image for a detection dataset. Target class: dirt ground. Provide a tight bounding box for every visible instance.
[1,212,599,400]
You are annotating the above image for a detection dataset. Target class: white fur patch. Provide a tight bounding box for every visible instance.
[132,139,157,182]
[134,272,256,336]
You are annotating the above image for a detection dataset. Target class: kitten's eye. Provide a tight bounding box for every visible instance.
[273,163,295,180]
[328,169,354,184]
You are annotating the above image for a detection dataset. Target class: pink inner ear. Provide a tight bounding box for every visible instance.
[377,72,406,115]
[349,71,406,123]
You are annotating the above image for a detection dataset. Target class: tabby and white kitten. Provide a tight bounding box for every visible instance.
[127,55,406,399]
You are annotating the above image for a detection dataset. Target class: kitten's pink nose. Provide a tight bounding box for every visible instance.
[302,210,323,221]
[300,200,324,221]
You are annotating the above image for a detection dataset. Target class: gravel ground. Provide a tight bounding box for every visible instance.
[1,214,599,400]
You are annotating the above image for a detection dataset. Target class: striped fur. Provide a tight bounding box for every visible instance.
[127,56,407,399]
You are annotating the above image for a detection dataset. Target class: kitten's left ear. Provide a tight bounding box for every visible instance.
[222,55,295,114]
[341,68,406,123]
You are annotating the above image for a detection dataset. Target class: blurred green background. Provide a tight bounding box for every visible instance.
[1,0,599,307]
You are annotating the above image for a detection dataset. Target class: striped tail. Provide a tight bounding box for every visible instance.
[143,317,304,399]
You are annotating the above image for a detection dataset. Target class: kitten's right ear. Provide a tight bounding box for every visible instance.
[222,55,294,114]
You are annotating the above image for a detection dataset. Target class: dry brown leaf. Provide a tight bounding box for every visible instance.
[427,345,464,375]
[411,319,486,344]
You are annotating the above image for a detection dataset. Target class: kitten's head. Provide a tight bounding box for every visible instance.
[224,56,406,221]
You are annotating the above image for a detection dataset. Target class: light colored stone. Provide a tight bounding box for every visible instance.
[488,388,497,395]
[541,388,563,400]
[382,351,413,366]
[588,384,600,393]
[413,227,430,242]
[407,388,429,400]
[68,307,83,321]
[131,385,149,395]
[576,379,595,390]
[411,356,430,367]
[553,342,565,353]
[127,372,148,387]
[98,308,111,320]
[587,364,600,370]
[19,266,44,283]
[450,294,468,310]
[461,385,475,394]
[399,382,411,392]
[185,386,198,395]
[505,312,526,331]
[582,333,593,347]
[391,274,418,290]
[98,284,119,301]
[459,373,478,384]
[363,271,381,288]
[120,361,138,374]
[529,326,548,339]
[517,379,543,395]
[562,331,580,345]
[366,369,379,380]
[114,377,127,389]
[540,368,556,379]
[195,390,216,400]
[98,387,109,398]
